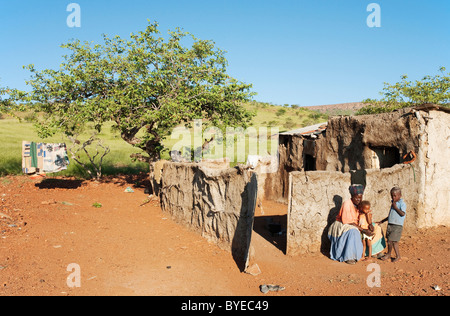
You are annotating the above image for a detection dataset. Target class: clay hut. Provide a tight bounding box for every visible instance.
[262,104,450,254]
[152,104,449,261]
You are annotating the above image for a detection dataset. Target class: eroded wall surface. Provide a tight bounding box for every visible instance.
[263,134,304,203]
[160,162,257,269]
[422,110,450,227]
[287,164,419,255]
[316,109,421,172]
[287,170,351,255]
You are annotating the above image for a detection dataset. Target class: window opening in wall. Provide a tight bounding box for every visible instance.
[280,135,289,147]
[369,146,400,169]
[304,154,316,171]
[303,139,316,171]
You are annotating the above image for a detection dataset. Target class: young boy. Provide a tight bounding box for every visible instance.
[359,200,374,261]
[378,187,406,262]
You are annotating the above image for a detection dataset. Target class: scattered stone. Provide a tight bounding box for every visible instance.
[260,285,269,294]
[0,213,12,220]
[260,284,285,294]
[245,263,261,276]
[267,285,285,292]
[432,285,441,291]
[41,200,57,205]
[124,187,134,193]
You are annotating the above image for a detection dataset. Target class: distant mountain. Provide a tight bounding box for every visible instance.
[304,102,365,115]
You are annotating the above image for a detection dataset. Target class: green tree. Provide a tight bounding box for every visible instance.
[0,87,9,118]
[358,67,450,115]
[0,85,26,118]
[24,21,255,163]
[0,86,9,112]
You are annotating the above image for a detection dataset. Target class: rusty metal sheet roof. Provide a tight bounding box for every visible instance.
[280,122,328,136]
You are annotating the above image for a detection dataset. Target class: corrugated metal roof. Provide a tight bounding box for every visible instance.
[280,122,328,136]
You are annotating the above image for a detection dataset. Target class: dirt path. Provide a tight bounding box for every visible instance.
[0,175,448,296]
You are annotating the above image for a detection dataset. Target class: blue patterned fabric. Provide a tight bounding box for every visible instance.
[328,221,363,262]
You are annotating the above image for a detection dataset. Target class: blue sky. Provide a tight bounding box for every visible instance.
[0,0,449,106]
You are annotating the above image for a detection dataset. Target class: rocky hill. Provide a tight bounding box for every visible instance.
[304,102,365,116]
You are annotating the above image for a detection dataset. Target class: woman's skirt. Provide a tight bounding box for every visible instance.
[328,221,363,262]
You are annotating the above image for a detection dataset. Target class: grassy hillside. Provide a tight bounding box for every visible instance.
[245,101,328,132]
[0,102,328,177]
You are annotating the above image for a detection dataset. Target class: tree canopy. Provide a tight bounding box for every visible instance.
[357,67,450,115]
[0,85,26,118]
[0,86,10,114]
[25,21,255,162]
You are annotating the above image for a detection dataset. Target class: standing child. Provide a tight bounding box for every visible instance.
[378,187,406,262]
[359,201,374,261]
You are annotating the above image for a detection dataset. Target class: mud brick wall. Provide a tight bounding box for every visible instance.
[360,165,419,229]
[315,109,422,172]
[160,162,257,269]
[287,164,419,256]
[262,134,304,204]
[421,110,450,227]
[287,170,351,256]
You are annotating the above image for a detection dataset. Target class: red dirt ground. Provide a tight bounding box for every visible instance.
[0,175,448,296]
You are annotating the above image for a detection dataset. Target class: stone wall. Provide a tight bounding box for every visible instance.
[159,162,258,270]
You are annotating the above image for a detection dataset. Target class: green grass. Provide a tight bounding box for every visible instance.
[0,119,148,178]
[245,101,328,133]
[0,101,328,178]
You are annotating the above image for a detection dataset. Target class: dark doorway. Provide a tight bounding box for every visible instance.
[370,146,400,169]
[303,139,316,171]
[303,154,316,171]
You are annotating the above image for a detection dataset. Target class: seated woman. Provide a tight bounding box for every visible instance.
[328,185,374,264]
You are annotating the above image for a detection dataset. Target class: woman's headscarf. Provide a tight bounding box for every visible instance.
[349,184,365,196]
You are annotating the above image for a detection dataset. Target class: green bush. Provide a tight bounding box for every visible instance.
[284,118,296,130]
[276,108,286,117]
